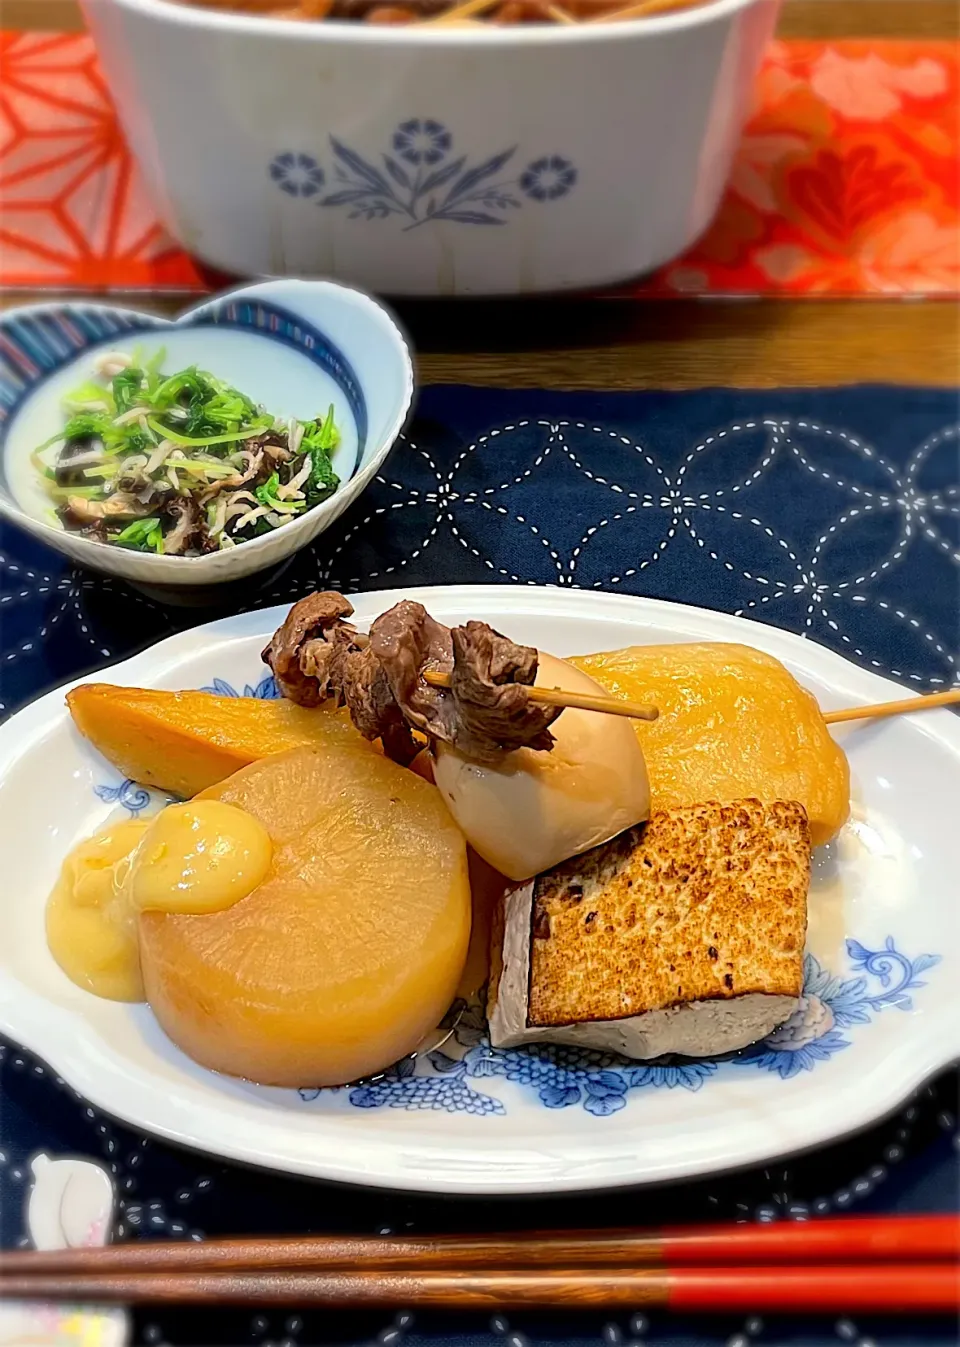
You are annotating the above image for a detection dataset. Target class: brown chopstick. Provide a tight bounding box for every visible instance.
[4,1216,957,1275]
[1,1264,957,1312]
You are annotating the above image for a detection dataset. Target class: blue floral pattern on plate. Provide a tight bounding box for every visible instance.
[268,122,577,229]
[295,940,939,1116]
[93,778,151,816]
[201,675,281,700]
[92,672,940,1116]
[735,938,942,1078]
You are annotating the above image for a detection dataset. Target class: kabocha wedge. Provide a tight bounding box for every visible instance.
[572,643,849,846]
[67,684,373,798]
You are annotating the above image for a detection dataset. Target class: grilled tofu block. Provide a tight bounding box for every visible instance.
[488,799,809,1059]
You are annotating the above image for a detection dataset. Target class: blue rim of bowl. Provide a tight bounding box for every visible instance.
[0,297,368,500]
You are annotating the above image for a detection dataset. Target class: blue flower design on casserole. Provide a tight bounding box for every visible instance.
[269,122,577,228]
[392,119,453,167]
[519,155,578,201]
[268,152,326,198]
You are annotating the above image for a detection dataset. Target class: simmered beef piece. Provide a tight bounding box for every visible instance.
[262,592,560,763]
[261,591,358,707]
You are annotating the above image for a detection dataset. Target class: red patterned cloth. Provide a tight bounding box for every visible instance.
[0,32,203,290]
[0,32,957,295]
[636,38,960,296]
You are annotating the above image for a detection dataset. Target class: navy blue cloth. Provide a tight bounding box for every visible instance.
[1,384,957,1347]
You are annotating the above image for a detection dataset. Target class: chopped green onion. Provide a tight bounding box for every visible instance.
[111,366,145,416]
[173,458,239,478]
[301,404,340,454]
[152,368,203,405]
[114,517,163,552]
[30,447,56,479]
[33,431,66,453]
[115,518,156,544]
[146,417,265,448]
[254,472,303,515]
[63,380,116,415]
[49,484,103,500]
[255,472,281,507]
[145,346,167,380]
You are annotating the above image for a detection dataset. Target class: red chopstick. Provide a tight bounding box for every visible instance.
[635,1214,958,1264]
[667,1264,959,1314]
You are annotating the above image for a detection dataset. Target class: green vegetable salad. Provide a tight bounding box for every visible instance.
[33,348,341,555]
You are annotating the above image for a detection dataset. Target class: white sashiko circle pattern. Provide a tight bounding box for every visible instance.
[312,415,958,688]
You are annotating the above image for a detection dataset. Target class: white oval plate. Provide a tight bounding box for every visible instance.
[1,585,957,1195]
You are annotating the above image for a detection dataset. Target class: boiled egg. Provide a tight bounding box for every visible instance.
[432,653,650,881]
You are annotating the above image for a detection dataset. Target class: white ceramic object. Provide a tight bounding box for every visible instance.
[0,1154,128,1347]
[80,0,779,296]
[0,586,957,1195]
[27,1154,116,1252]
[0,280,414,592]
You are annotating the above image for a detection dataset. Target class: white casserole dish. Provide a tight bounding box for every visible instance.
[81,0,779,295]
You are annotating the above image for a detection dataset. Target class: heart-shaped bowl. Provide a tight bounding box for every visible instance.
[0,279,414,597]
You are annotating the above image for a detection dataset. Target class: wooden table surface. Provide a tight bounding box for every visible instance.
[2,0,958,391]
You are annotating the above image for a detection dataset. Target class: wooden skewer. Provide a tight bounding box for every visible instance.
[823,687,960,725]
[544,2,576,20]
[422,674,960,729]
[421,668,659,721]
[365,619,955,729]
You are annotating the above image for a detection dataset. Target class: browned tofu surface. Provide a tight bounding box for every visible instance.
[527,799,809,1028]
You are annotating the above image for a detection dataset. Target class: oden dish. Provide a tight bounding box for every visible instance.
[49,588,856,1089]
[82,0,778,294]
[1,586,957,1194]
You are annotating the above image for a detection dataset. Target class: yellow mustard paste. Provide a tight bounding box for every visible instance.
[46,801,272,1002]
